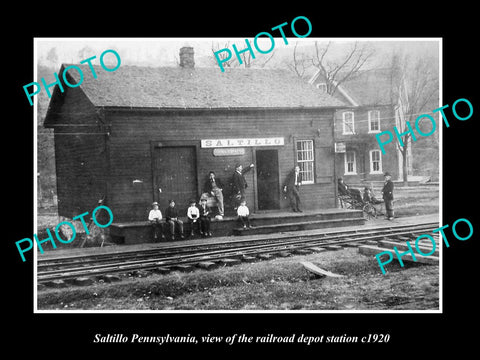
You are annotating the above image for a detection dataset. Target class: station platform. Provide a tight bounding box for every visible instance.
[37,212,439,260]
[108,208,366,245]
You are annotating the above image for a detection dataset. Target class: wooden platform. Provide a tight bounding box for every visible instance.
[109,208,366,245]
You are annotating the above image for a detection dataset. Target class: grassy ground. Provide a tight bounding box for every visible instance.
[370,185,439,217]
[37,247,439,311]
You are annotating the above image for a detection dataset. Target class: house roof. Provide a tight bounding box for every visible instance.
[339,68,395,106]
[309,68,396,107]
[58,64,346,109]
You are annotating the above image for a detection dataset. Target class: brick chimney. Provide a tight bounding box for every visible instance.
[179,46,195,68]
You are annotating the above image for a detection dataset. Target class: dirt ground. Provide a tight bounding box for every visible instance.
[37,246,439,311]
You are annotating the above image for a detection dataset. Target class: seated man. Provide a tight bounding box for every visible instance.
[338,177,349,196]
[148,202,166,241]
[338,177,363,202]
[164,200,185,241]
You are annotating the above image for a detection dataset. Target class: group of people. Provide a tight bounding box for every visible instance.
[147,163,307,241]
[148,197,218,241]
[148,163,258,241]
[337,172,395,220]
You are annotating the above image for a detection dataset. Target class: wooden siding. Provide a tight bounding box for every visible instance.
[50,88,109,218]
[105,108,337,221]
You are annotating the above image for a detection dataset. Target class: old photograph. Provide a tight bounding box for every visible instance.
[34,38,441,312]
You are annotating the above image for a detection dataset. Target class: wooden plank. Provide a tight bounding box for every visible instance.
[358,245,439,264]
[300,261,344,278]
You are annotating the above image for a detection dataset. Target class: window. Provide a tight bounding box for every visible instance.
[342,112,355,134]
[368,110,381,133]
[296,140,315,184]
[370,150,383,174]
[344,151,357,175]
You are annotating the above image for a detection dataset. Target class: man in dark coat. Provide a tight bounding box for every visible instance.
[232,163,254,208]
[283,165,303,212]
[338,177,363,203]
[164,199,185,240]
[382,172,394,220]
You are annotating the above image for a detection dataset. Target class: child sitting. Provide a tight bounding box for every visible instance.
[148,201,166,241]
[198,198,212,237]
[187,199,200,237]
[237,200,252,229]
[363,187,382,204]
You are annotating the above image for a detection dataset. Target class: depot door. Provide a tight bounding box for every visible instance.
[255,149,280,210]
[153,146,197,214]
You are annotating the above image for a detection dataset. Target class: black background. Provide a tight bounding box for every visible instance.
[5,5,477,356]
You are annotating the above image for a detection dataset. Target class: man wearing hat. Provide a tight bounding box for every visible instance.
[232,163,255,209]
[148,202,166,241]
[382,172,394,220]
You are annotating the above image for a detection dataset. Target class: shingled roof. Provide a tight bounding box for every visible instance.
[335,68,396,107]
[57,64,346,109]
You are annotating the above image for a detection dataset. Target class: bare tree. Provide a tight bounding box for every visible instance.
[211,41,234,69]
[311,41,375,95]
[286,42,311,77]
[388,52,439,186]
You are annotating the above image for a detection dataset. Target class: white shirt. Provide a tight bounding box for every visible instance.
[237,205,250,217]
[148,209,163,221]
[187,205,200,219]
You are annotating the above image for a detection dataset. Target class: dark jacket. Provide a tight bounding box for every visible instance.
[204,177,224,193]
[284,170,302,190]
[338,181,349,195]
[232,167,252,194]
[165,206,179,220]
[382,180,394,201]
[198,203,210,218]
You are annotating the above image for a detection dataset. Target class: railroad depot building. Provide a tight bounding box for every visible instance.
[44,47,346,223]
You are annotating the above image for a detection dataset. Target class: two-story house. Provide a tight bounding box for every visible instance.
[309,68,409,184]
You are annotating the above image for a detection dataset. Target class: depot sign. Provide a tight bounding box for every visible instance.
[201,137,284,148]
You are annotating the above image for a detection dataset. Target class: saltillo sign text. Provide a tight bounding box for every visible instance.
[201,138,284,148]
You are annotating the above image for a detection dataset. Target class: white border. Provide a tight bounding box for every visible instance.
[33,37,442,314]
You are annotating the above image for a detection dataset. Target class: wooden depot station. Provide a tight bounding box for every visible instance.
[44,47,366,244]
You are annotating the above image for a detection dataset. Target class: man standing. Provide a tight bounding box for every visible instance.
[283,165,303,212]
[204,171,224,219]
[382,172,394,220]
[232,163,254,209]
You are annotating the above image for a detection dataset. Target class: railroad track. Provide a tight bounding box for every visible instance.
[37,222,439,286]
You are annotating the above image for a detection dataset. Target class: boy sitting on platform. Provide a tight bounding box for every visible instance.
[198,198,212,237]
[148,202,166,241]
[187,199,200,237]
[237,199,252,229]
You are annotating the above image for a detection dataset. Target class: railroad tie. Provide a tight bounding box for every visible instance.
[197,261,219,270]
[219,258,242,267]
